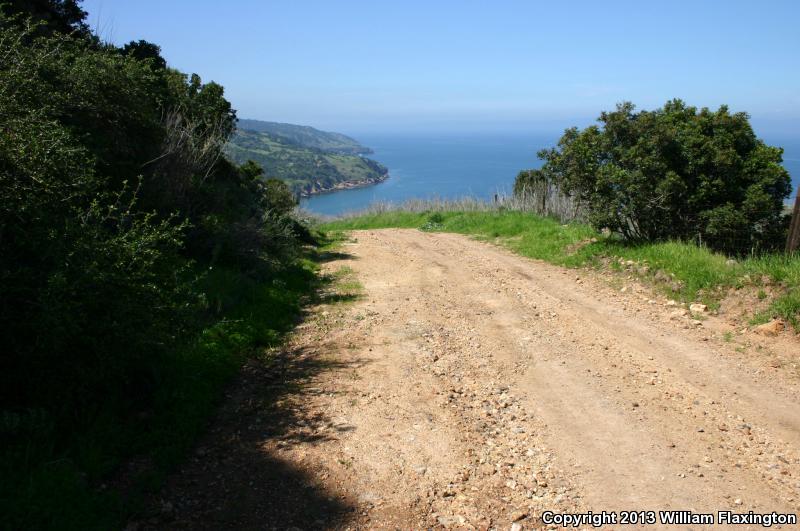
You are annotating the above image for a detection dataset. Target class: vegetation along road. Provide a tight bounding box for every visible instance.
[148,229,800,530]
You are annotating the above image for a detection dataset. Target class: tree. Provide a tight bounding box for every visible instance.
[264,178,298,216]
[0,11,309,436]
[1,0,90,36]
[524,100,791,253]
[122,39,167,69]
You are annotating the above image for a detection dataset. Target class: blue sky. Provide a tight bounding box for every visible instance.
[83,0,799,136]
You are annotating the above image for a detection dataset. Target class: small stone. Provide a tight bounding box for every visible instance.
[665,300,678,307]
[669,309,689,320]
[734,498,742,505]
[510,510,528,522]
[754,319,784,336]
[654,270,670,282]
[511,523,524,531]
[437,515,461,528]
[479,464,495,476]
[689,303,708,313]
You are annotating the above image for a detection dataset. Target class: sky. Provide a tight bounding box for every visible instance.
[82,0,800,137]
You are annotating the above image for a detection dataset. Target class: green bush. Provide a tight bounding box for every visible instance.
[0,6,317,527]
[519,100,791,254]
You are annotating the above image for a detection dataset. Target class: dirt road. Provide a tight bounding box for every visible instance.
[149,229,800,530]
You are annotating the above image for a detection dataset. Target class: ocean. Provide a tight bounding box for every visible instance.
[301,133,800,217]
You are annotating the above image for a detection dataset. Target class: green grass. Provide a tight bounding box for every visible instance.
[0,255,324,530]
[324,210,800,329]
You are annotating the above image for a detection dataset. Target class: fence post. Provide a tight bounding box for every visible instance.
[787,188,800,253]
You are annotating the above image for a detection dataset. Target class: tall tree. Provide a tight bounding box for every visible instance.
[1,0,89,36]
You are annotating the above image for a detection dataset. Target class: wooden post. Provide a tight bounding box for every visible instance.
[787,188,800,253]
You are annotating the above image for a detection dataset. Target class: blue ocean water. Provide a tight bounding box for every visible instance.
[301,133,800,217]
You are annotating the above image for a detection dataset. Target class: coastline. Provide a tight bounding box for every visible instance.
[299,170,390,198]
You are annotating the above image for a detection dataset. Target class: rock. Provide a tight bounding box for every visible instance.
[734,498,742,505]
[511,523,524,531]
[689,303,708,313]
[437,515,465,528]
[654,269,671,283]
[754,319,784,336]
[510,510,528,522]
[479,464,496,476]
[669,309,689,320]
[665,299,678,307]
[692,319,703,326]
[358,491,381,505]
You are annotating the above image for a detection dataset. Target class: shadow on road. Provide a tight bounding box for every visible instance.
[135,248,371,530]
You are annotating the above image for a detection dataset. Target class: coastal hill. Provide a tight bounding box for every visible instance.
[236,119,373,155]
[226,120,388,197]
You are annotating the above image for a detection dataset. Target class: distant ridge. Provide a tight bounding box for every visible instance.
[236,119,373,155]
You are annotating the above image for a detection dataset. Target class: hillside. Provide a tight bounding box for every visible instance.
[236,119,373,155]
[226,126,388,197]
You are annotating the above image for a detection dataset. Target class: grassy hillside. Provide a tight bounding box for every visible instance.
[324,208,800,329]
[226,129,388,196]
[237,119,372,154]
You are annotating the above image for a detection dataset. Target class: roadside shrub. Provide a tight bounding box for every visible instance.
[0,10,315,527]
[518,100,791,254]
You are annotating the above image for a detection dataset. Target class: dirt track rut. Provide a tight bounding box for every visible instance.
[151,229,800,530]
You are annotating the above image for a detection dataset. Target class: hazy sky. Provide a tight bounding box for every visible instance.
[82,0,799,136]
